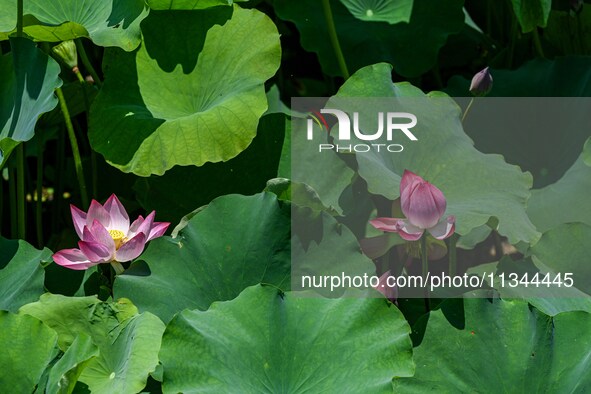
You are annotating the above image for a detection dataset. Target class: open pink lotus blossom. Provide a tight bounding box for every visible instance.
[52,194,170,272]
[370,170,455,241]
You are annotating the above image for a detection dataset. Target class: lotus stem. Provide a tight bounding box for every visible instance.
[462,97,475,123]
[321,0,350,79]
[532,28,545,59]
[56,87,89,209]
[448,233,458,276]
[421,235,430,312]
[36,142,44,247]
[111,262,125,275]
[9,166,17,238]
[16,145,25,240]
[75,39,102,87]
[16,0,23,37]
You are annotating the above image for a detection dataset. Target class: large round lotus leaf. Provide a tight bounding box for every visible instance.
[468,258,591,316]
[133,114,286,224]
[89,6,281,176]
[326,63,539,245]
[0,137,18,169]
[114,193,291,323]
[290,121,354,214]
[0,38,61,154]
[147,0,247,10]
[510,0,551,32]
[393,298,591,392]
[274,0,464,78]
[0,0,148,49]
[527,140,591,232]
[292,210,376,296]
[339,0,413,24]
[530,223,591,296]
[0,1,15,33]
[160,285,414,393]
[0,311,58,393]
[0,238,49,312]
[46,334,99,394]
[19,294,164,394]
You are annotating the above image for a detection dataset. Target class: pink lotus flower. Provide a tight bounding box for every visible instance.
[52,194,170,273]
[370,170,455,241]
[469,67,493,97]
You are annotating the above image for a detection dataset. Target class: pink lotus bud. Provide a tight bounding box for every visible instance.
[369,170,455,241]
[400,170,446,230]
[469,67,493,97]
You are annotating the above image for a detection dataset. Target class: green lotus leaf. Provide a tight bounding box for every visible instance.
[0,0,149,49]
[530,223,591,296]
[0,137,18,168]
[468,258,591,316]
[394,298,591,392]
[114,193,291,323]
[290,121,355,215]
[0,38,61,167]
[147,0,247,10]
[584,137,591,166]
[0,311,58,393]
[0,237,50,312]
[339,0,413,24]
[274,0,464,78]
[160,285,414,393]
[528,140,591,232]
[292,210,376,295]
[325,63,539,245]
[46,334,99,394]
[510,0,552,32]
[133,114,286,224]
[19,294,164,394]
[89,6,281,176]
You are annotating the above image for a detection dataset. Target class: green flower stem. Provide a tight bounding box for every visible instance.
[16,145,25,240]
[73,68,85,84]
[111,262,125,275]
[13,0,25,240]
[9,166,17,238]
[321,0,350,79]
[532,28,545,59]
[448,233,458,276]
[91,150,98,197]
[420,235,430,312]
[36,142,44,247]
[506,13,518,68]
[56,87,89,209]
[73,66,98,197]
[52,124,66,236]
[16,0,23,36]
[75,39,102,87]
[462,97,475,123]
